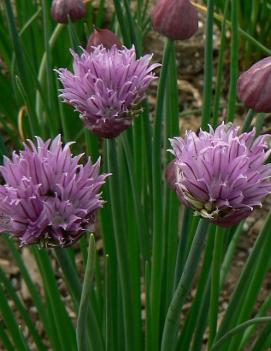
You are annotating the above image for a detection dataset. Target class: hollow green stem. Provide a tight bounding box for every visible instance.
[76,235,104,351]
[208,227,225,350]
[161,219,210,351]
[212,317,271,351]
[201,0,214,130]
[150,38,174,351]
[241,109,256,132]
[106,139,139,351]
[213,0,230,127]
[227,0,239,122]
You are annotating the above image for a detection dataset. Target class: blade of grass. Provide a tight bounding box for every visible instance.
[215,212,271,343]
[77,234,104,351]
[173,207,192,288]
[220,222,244,287]
[212,317,271,351]
[150,38,174,351]
[213,0,230,127]
[4,237,59,350]
[227,220,271,351]
[40,0,59,136]
[178,225,215,350]
[161,219,210,351]
[241,109,256,132]
[15,76,40,137]
[201,0,215,130]
[106,138,139,351]
[0,267,47,351]
[208,227,226,349]
[54,248,81,311]
[105,255,113,351]
[121,133,148,260]
[112,0,131,46]
[227,0,239,122]
[0,283,29,351]
[239,291,271,350]
[191,277,211,351]
[0,324,14,351]
[32,248,77,351]
[162,42,179,317]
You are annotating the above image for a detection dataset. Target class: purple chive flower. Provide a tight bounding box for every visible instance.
[167,123,271,227]
[0,136,109,247]
[56,45,160,138]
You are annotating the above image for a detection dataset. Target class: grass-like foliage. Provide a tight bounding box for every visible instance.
[0,0,271,351]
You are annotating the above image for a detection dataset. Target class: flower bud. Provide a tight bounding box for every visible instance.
[51,0,86,24]
[151,0,198,40]
[237,57,271,113]
[86,28,122,52]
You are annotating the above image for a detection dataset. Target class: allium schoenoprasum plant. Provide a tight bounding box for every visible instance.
[1,0,271,351]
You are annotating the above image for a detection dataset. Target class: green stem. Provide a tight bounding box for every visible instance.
[161,219,210,351]
[35,24,63,126]
[220,223,243,287]
[106,139,138,351]
[215,212,271,342]
[212,317,271,351]
[54,248,81,311]
[150,38,174,351]
[201,0,214,130]
[174,208,192,288]
[213,0,230,127]
[227,0,239,122]
[208,227,225,349]
[77,235,104,351]
[241,109,256,132]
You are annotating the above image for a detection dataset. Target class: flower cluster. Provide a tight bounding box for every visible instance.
[0,136,108,247]
[56,45,160,138]
[167,123,271,227]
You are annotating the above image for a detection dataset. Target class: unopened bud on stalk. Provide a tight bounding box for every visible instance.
[51,0,86,24]
[151,0,198,40]
[237,57,271,113]
[86,28,122,52]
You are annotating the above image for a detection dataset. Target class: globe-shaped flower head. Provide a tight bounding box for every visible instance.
[0,136,109,247]
[56,45,160,138]
[167,123,271,227]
